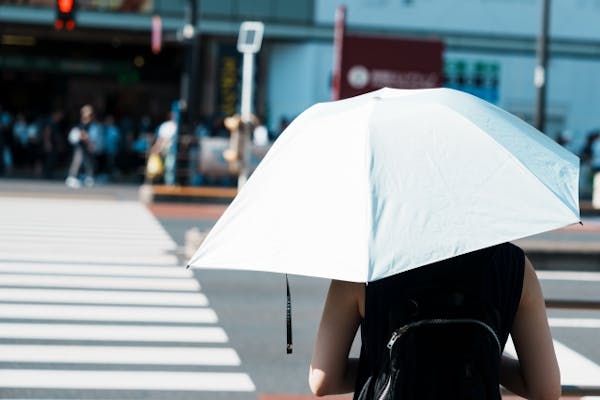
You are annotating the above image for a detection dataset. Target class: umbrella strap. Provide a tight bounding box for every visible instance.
[286,274,293,354]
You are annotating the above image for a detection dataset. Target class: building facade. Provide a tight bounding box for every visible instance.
[1,0,600,179]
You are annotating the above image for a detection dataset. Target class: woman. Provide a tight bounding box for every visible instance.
[309,243,561,399]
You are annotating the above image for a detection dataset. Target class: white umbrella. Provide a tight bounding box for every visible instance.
[187,87,580,283]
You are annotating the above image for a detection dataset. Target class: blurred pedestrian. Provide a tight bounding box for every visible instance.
[149,110,177,185]
[223,114,241,171]
[103,115,121,180]
[0,106,12,175]
[210,113,229,138]
[273,116,290,141]
[589,131,600,175]
[588,131,600,207]
[12,113,28,168]
[26,117,43,177]
[252,115,269,147]
[40,110,64,180]
[65,105,96,188]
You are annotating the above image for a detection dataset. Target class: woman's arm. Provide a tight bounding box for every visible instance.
[309,279,363,397]
[500,257,561,400]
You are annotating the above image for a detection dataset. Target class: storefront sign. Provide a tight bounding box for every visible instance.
[338,35,444,99]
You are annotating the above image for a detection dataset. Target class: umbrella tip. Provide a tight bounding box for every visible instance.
[579,221,584,226]
[186,264,191,269]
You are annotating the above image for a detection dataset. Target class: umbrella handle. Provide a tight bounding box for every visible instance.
[286,274,293,354]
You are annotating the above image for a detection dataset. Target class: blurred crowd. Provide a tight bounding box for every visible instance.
[5,101,596,197]
[0,103,286,187]
[576,130,600,199]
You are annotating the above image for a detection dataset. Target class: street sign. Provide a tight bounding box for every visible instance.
[237,21,264,54]
[236,21,264,189]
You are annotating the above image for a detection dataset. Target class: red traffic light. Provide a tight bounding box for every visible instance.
[55,0,76,30]
[58,0,75,13]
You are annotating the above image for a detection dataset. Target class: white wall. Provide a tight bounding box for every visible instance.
[315,0,600,40]
[547,58,600,149]
[265,1,600,145]
[266,42,333,133]
[443,50,600,143]
[267,42,600,147]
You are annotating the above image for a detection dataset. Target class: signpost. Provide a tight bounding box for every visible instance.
[236,21,264,189]
[534,0,551,133]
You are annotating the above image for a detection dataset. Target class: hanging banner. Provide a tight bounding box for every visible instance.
[216,43,241,117]
[151,15,162,54]
[339,35,444,99]
[331,5,346,100]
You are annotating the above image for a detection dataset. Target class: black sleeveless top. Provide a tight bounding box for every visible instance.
[354,243,525,397]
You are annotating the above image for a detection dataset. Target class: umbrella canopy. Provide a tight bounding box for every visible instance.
[188,87,580,282]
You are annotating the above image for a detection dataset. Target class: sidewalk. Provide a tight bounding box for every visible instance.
[0,178,140,201]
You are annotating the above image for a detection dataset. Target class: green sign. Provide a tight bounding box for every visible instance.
[444,59,500,103]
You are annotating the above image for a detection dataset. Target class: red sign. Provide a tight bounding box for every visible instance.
[338,34,444,99]
[151,15,162,54]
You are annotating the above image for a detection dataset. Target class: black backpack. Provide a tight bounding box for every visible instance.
[356,290,503,400]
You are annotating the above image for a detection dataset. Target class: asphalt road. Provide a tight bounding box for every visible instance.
[155,216,340,397]
[0,180,598,399]
[156,209,600,399]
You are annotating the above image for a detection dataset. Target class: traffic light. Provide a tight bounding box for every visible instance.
[55,0,76,31]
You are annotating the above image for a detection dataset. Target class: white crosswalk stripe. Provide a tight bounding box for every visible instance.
[506,269,600,391]
[0,323,229,343]
[0,273,200,291]
[538,270,600,282]
[0,370,256,391]
[0,197,256,396]
[0,262,194,277]
[0,303,219,323]
[0,288,209,306]
[505,337,600,388]
[0,345,242,366]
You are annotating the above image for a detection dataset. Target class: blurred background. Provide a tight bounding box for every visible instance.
[1,2,600,399]
[1,0,599,196]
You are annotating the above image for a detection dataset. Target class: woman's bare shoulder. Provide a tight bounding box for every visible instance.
[330,280,365,318]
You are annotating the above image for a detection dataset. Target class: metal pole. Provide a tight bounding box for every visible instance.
[188,0,201,127]
[534,0,550,132]
[241,52,254,122]
[331,5,346,100]
[174,0,201,185]
[238,52,254,189]
[180,0,200,132]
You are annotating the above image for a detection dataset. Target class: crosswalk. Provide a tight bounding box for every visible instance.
[0,197,255,398]
[1,195,600,399]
